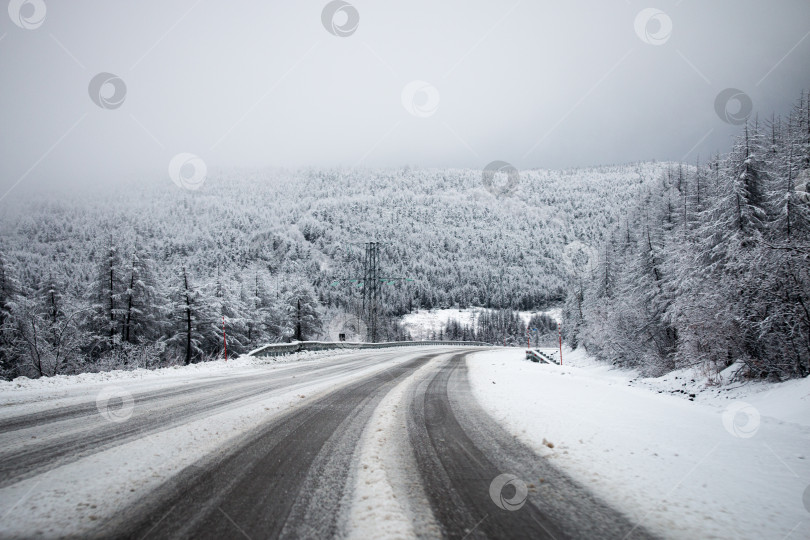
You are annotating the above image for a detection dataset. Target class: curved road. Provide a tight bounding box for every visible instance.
[0,348,655,539]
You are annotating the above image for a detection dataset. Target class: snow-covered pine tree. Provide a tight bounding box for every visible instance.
[0,250,21,377]
[208,265,249,357]
[167,266,208,365]
[121,243,165,345]
[283,281,322,341]
[89,236,125,354]
[573,91,810,379]
[5,274,90,377]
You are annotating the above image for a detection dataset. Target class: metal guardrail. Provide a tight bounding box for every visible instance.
[249,340,493,358]
[525,349,560,365]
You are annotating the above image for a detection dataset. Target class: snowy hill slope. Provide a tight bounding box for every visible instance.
[0,162,668,317]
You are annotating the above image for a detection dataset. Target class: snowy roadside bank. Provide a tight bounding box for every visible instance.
[467,348,810,540]
[0,349,421,538]
[0,349,361,412]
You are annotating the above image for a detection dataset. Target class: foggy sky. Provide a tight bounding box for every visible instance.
[1,0,809,196]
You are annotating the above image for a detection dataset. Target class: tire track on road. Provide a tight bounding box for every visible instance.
[0,354,369,433]
[409,352,657,539]
[0,350,404,488]
[99,351,444,539]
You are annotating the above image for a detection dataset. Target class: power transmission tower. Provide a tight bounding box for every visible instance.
[362,242,382,342]
[332,241,411,343]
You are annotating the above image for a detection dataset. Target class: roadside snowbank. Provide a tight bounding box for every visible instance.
[0,349,359,390]
[0,350,410,538]
[467,348,810,540]
[0,349,359,412]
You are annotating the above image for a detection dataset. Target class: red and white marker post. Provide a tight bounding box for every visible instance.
[557,321,563,366]
[223,315,228,361]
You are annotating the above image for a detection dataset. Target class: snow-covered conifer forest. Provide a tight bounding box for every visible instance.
[0,157,661,376]
[564,93,810,380]
[0,92,808,380]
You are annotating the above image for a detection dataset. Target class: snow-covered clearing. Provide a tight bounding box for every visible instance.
[401,309,480,340]
[401,307,560,340]
[467,348,810,539]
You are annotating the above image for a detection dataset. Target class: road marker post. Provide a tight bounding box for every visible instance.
[557,321,562,366]
[223,315,228,361]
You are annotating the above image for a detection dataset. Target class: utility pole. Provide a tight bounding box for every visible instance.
[296,298,302,341]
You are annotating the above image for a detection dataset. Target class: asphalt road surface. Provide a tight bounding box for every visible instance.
[0,348,656,539]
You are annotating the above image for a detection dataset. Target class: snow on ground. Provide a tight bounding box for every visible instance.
[536,306,561,324]
[467,347,810,540]
[0,349,358,412]
[401,309,480,340]
[401,307,560,340]
[0,349,411,538]
[346,356,442,539]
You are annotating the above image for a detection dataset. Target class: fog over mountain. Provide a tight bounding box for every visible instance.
[2,0,809,195]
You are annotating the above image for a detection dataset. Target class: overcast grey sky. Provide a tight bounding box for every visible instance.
[1,0,809,195]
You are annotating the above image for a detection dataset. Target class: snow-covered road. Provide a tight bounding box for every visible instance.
[0,347,659,539]
[0,349,434,537]
[7,346,802,539]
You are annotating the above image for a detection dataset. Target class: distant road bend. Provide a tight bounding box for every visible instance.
[0,347,656,539]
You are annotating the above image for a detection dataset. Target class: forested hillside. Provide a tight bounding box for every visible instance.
[0,162,662,378]
[564,91,810,380]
